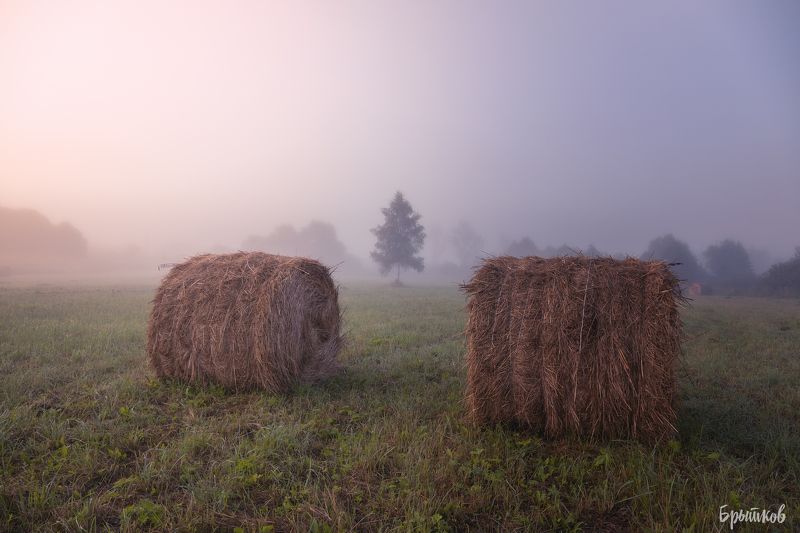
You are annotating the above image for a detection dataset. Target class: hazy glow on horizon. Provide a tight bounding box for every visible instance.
[2,1,799,259]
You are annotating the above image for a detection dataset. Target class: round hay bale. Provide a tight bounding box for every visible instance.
[147,252,342,392]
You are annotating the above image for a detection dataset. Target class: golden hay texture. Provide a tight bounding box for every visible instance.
[147,252,342,392]
[461,256,683,443]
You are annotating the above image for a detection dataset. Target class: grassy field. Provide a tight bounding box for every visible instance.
[0,283,798,531]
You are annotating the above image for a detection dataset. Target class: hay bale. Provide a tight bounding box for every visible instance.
[461,255,683,442]
[147,252,342,392]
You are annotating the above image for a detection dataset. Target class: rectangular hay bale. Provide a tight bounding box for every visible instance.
[461,256,683,443]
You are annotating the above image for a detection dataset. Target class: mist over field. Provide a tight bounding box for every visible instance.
[2,1,799,280]
[3,4,800,530]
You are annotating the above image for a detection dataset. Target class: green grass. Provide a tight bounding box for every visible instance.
[0,284,798,531]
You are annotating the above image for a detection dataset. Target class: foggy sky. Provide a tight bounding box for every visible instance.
[2,1,799,261]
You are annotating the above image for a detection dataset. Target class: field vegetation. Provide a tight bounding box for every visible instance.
[1,284,798,531]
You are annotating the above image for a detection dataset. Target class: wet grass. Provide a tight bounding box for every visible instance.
[0,284,798,531]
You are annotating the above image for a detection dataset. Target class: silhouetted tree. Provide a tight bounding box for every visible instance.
[641,234,706,282]
[506,237,539,257]
[0,206,87,269]
[703,239,754,286]
[244,221,348,263]
[451,221,484,268]
[300,221,349,260]
[371,192,425,283]
[759,248,800,297]
[246,224,299,252]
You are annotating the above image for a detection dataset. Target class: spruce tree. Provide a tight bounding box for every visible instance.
[371,192,426,283]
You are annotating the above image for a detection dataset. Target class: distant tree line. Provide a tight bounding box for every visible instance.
[364,190,800,296]
[504,237,603,259]
[641,234,761,295]
[757,248,800,297]
[0,206,88,274]
[245,220,368,277]
[245,221,349,263]
[502,232,800,297]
